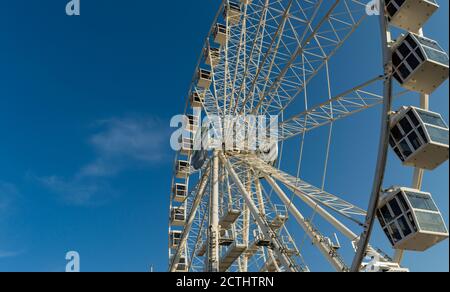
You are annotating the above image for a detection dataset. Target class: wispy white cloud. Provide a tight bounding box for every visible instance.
[0,250,24,259]
[79,117,170,178]
[35,116,170,205]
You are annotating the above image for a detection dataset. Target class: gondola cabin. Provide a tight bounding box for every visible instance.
[190,91,205,108]
[205,47,221,67]
[170,252,189,272]
[392,33,449,94]
[214,24,228,47]
[176,160,190,178]
[386,0,439,32]
[185,114,199,133]
[179,136,193,155]
[173,183,188,203]
[224,2,242,26]
[197,69,212,89]
[389,106,449,170]
[169,230,183,249]
[377,187,449,251]
[171,206,187,227]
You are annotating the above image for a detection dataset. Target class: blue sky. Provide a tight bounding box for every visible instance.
[0,1,448,272]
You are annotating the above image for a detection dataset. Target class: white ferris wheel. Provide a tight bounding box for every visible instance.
[168,0,449,272]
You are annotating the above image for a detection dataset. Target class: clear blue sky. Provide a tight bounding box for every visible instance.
[0,1,448,272]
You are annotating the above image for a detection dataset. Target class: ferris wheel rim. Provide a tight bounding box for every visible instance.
[168,0,448,273]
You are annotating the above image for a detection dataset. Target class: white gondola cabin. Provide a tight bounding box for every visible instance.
[224,2,242,26]
[171,206,187,227]
[392,33,449,94]
[185,114,199,132]
[385,0,439,32]
[377,187,449,251]
[197,69,212,89]
[179,136,193,155]
[173,183,188,203]
[389,106,449,170]
[176,160,190,178]
[205,47,221,67]
[189,91,205,108]
[169,230,183,249]
[214,24,228,47]
[170,252,189,272]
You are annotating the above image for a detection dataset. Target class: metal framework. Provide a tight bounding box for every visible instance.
[168,0,449,272]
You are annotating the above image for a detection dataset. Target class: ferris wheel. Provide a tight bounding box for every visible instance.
[168,0,449,272]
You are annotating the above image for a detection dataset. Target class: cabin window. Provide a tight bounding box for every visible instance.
[389,199,403,218]
[397,194,410,212]
[406,192,439,212]
[398,43,411,58]
[415,48,425,61]
[407,212,418,232]
[399,140,413,157]
[392,125,403,141]
[393,52,402,67]
[407,111,420,127]
[426,126,449,145]
[381,205,394,223]
[390,223,403,243]
[405,35,417,49]
[398,64,410,79]
[423,47,450,66]
[415,211,448,233]
[417,111,447,128]
[398,216,412,237]
[407,54,420,71]
[417,127,428,143]
[408,132,422,150]
[400,118,413,134]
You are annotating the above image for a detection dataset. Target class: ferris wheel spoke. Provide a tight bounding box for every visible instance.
[220,152,304,272]
[279,76,385,141]
[234,153,366,221]
[266,176,350,271]
[254,0,369,116]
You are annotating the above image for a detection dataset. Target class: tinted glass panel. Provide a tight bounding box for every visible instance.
[394,147,404,161]
[415,211,448,233]
[389,199,403,217]
[391,125,403,141]
[397,194,410,212]
[398,64,410,79]
[407,111,420,126]
[398,43,411,58]
[426,126,449,145]
[398,216,412,237]
[408,132,422,150]
[406,192,439,212]
[400,118,413,134]
[399,140,413,157]
[381,205,394,223]
[407,54,420,71]
[424,47,450,65]
[407,212,418,232]
[390,223,403,243]
[418,111,447,128]
[418,127,428,143]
